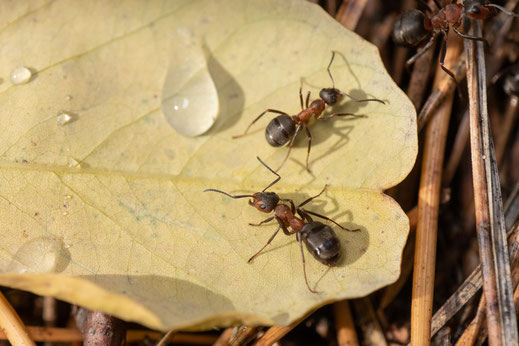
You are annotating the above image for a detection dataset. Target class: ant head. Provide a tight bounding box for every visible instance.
[463,1,494,19]
[319,88,342,106]
[249,192,279,213]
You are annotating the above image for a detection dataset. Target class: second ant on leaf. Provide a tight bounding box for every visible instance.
[232,52,385,173]
[204,156,360,293]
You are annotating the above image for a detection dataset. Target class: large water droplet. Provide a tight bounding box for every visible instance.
[162,46,219,137]
[10,66,32,85]
[7,237,71,273]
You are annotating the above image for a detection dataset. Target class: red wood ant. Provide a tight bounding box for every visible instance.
[232,52,385,172]
[204,156,359,293]
[393,0,518,84]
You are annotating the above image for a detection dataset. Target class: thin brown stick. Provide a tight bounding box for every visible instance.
[252,320,299,346]
[455,298,487,346]
[495,96,519,166]
[406,46,436,110]
[464,19,518,344]
[333,300,359,346]
[0,292,36,346]
[411,34,460,345]
[230,326,259,345]
[335,0,368,31]
[353,298,387,346]
[214,327,234,346]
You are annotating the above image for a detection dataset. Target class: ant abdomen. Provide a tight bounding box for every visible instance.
[302,221,341,266]
[393,9,429,47]
[265,115,296,147]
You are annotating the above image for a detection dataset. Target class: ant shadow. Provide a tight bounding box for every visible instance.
[245,190,369,268]
[201,43,245,134]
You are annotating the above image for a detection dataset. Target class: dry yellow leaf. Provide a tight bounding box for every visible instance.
[0,0,417,331]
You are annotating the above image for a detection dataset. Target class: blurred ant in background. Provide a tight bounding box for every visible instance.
[205,157,359,293]
[233,52,385,172]
[393,0,518,84]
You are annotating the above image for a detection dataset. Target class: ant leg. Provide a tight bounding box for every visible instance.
[247,226,281,263]
[340,92,385,104]
[452,26,487,45]
[297,232,318,293]
[305,126,312,173]
[438,32,461,96]
[406,34,437,66]
[417,0,433,12]
[249,216,274,226]
[300,209,360,232]
[297,209,314,223]
[487,4,519,17]
[317,112,366,121]
[232,109,289,139]
[299,87,304,110]
[297,185,328,208]
[280,199,296,214]
[306,91,311,108]
[276,124,303,172]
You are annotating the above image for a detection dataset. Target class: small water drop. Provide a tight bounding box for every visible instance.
[482,155,486,160]
[7,237,71,274]
[10,66,32,85]
[64,94,72,101]
[63,243,71,249]
[62,211,69,216]
[64,195,72,200]
[67,158,81,168]
[57,112,72,126]
[162,47,219,137]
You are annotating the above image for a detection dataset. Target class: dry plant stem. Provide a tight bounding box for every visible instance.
[80,310,126,346]
[430,188,519,337]
[465,20,518,345]
[411,36,460,346]
[406,46,436,110]
[0,327,213,344]
[230,326,259,346]
[335,0,368,31]
[456,298,487,346]
[495,96,519,166]
[333,300,359,346]
[369,14,395,51]
[353,298,387,346]
[443,109,470,187]
[252,321,299,346]
[214,328,234,346]
[456,222,519,345]
[0,291,36,346]
[417,56,466,132]
[156,329,175,346]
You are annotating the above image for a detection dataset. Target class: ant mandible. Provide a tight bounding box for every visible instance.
[393,0,518,84]
[232,51,385,172]
[204,156,359,293]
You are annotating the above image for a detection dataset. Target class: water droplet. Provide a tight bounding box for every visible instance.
[10,66,32,85]
[67,158,81,168]
[7,237,71,273]
[64,95,72,101]
[64,195,72,200]
[482,155,486,160]
[63,243,71,249]
[57,112,72,126]
[62,211,69,216]
[162,47,219,137]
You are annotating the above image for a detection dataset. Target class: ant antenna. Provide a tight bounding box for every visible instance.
[340,92,386,104]
[256,156,281,192]
[203,189,254,199]
[327,51,337,89]
[486,4,519,17]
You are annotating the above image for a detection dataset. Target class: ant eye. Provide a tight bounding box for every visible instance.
[260,204,266,209]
